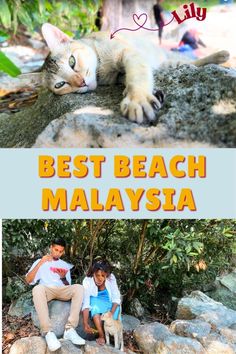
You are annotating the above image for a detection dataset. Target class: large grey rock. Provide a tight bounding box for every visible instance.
[134,322,172,354]
[122,314,140,332]
[84,341,124,353]
[129,298,145,318]
[134,322,206,354]
[30,297,139,340]
[230,323,236,330]
[31,300,71,337]
[9,336,46,354]
[220,327,236,344]
[0,65,235,148]
[200,333,235,354]
[8,291,34,317]
[207,287,236,312]
[207,271,236,311]
[32,300,96,341]
[219,271,236,293]
[170,319,211,340]
[204,341,234,354]
[50,340,83,354]
[176,291,236,330]
[155,335,206,354]
[9,337,83,354]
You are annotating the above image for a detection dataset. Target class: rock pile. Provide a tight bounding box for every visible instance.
[9,290,236,353]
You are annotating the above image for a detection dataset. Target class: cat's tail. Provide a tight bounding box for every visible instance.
[192,50,230,67]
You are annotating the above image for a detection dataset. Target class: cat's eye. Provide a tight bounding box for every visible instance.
[54,81,66,89]
[69,55,76,69]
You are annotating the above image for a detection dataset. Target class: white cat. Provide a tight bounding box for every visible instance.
[30,23,229,124]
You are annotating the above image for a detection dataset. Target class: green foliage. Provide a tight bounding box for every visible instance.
[5,276,28,301]
[0,0,102,36]
[163,0,219,11]
[0,0,11,29]
[2,219,236,310]
[0,50,21,76]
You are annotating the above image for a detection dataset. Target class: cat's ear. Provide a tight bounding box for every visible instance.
[41,23,71,52]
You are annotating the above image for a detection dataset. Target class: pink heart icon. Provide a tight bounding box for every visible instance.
[132,13,148,28]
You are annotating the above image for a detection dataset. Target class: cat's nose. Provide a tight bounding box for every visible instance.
[80,79,86,87]
[71,75,87,87]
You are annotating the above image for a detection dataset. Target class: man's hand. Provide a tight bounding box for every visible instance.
[54,268,68,278]
[25,254,52,284]
[40,254,53,264]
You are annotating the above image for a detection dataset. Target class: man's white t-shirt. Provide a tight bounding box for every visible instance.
[27,259,73,286]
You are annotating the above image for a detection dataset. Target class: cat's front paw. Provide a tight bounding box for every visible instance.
[120,90,164,124]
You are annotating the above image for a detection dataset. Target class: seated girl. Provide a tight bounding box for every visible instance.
[82,260,121,345]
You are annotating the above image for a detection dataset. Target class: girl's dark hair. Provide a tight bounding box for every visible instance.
[87,260,112,277]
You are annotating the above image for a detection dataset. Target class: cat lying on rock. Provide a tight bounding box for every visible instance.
[30,23,229,124]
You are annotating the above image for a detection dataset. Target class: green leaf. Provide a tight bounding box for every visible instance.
[17,7,33,31]
[0,0,11,28]
[0,51,21,77]
[172,255,178,263]
[38,0,45,15]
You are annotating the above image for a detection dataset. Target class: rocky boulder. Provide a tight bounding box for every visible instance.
[176,291,236,330]
[31,300,96,340]
[8,291,236,354]
[122,314,140,332]
[134,322,206,354]
[31,300,71,337]
[134,322,172,353]
[170,319,211,340]
[9,337,132,354]
[31,299,139,339]
[156,335,205,353]
[129,298,145,319]
[84,341,128,353]
[8,290,34,317]
[0,65,235,148]
[9,336,47,354]
[199,333,235,354]
[9,337,83,354]
[220,327,236,345]
[206,270,236,311]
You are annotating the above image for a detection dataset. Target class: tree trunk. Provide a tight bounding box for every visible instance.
[133,220,148,274]
[101,0,155,32]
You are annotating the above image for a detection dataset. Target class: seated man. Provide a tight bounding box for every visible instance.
[25,238,85,351]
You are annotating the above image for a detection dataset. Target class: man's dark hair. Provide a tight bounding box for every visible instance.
[51,238,66,248]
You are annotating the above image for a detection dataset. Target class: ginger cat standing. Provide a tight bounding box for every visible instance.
[101,311,124,352]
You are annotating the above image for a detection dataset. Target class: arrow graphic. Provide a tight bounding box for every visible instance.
[110,13,175,39]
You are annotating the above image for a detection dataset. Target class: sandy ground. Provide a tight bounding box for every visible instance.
[160,4,236,67]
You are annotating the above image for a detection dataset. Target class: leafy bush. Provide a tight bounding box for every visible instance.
[0,0,102,36]
[163,0,219,11]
